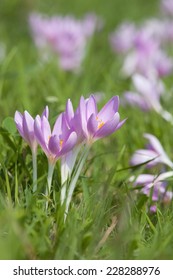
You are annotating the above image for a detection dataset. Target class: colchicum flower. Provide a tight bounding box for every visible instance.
[14,107,49,192]
[130,133,173,169]
[78,95,126,144]
[34,111,77,200]
[124,74,164,112]
[29,12,101,71]
[124,74,173,124]
[60,95,126,218]
[110,20,173,79]
[109,22,136,54]
[134,171,173,212]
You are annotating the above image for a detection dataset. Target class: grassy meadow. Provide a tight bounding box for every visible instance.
[1,0,173,260]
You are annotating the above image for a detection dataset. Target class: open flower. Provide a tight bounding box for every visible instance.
[134,171,173,211]
[130,133,173,168]
[34,112,77,165]
[14,106,48,192]
[78,95,126,144]
[124,74,164,112]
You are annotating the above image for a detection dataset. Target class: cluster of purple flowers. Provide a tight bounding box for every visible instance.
[130,134,173,212]
[109,0,173,210]
[110,20,173,80]
[15,95,125,215]
[29,13,102,71]
[109,2,173,123]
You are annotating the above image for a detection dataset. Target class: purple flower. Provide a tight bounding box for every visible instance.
[76,95,126,144]
[14,107,48,192]
[34,112,77,165]
[109,22,136,54]
[134,171,173,204]
[29,12,100,71]
[130,133,173,168]
[14,106,48,153]
[124,74,164,112]
[122,46,173,79]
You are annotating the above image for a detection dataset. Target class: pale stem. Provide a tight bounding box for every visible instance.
[60,145,81,205]
[32,150,37,193]
[46,161,55,210]
[64,145,90,221]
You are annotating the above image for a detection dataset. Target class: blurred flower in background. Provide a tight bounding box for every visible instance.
[123,74,164,112]
[110,18,173,79]
[161,0,173,16]
[130,133,173,169]
[133,171,173,212]
[29,12,102,71]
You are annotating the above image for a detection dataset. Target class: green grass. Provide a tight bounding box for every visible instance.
[1,0,173,260]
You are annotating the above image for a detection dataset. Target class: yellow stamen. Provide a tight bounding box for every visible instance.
[59,139,63,148]
[98,121,105,129]
[96,116,105,129]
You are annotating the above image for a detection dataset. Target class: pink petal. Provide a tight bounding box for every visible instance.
[94,112,120,139]
[60,131,77,156]
[97,96,119,122]
[86,95,97,119]
[130,149,159,166]
[87,113,98,136]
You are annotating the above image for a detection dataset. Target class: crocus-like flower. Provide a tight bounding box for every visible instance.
[130,133,173,168]
[124,74,164,112]
[61,94,126,218]
[134,171,173,210]
[78,95,126,144]
[110,19,173,79]
[34,111,77,200]
[122,45,173,79]
[14,107,49,192]
[34,112,77,165]
[29,12,101,71]
[109,22,136,54]
[14,107,48,153]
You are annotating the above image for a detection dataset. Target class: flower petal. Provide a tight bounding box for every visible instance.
[52,113,63,136]
[48,135,60,155]
[86,95,97,119]
[135,174,155,185]
[94,112,120,139]
[79,96,87,136]
[60,131,77,156]
[65,99,74,125]
[130,149,159,166]
[87,113,98,136]
[23,111,35,146]
[124,91,150,111]
[34,116,49,155]
[41,106,49,119]
[144,133,173,168]
[97,96,119,122]
[41,115,51,145]
[14,111,25,139]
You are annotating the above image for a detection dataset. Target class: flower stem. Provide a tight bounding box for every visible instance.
[32,150,37,193]
[60,145,81,205]
[64,145,90,220]
[46,161,55,210]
